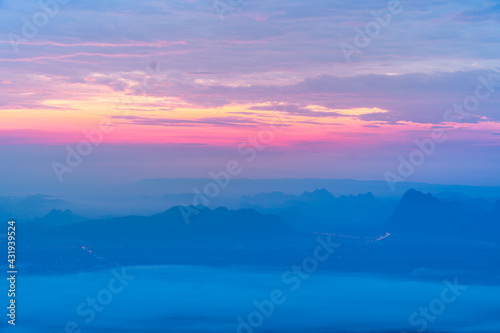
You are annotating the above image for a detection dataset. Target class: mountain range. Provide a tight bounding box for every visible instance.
[12,188,499,279]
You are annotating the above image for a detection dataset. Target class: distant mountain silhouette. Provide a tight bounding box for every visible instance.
[0,194,67,221]
[435,191,494,214]
[16,192,500,278]
[162,193,199,205]
[242,188,396,232]
[30,206,295,243]
[386,189,497,239]
[133,178,500,199]
[20,206,308,273]
[241,191,296,209]
[298,188,336,202]
[33,209,84,226]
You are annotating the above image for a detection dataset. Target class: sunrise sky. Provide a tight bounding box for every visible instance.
[1,0,500,187]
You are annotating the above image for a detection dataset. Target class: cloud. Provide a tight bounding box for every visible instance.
[110,115,277,127]
[149,70,500,124]
[13,266,500,333]
[456,2,500,22]
[248,104,343,118]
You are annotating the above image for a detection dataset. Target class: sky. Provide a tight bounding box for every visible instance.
[1,0,500,187]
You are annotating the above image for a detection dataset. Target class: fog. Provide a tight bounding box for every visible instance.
[6,265,500,333]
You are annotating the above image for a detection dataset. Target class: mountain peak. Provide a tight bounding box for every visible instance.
[302,188,334,200]
[401,189,439,204]
[36,209,84,226]
[45,209,77,218]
